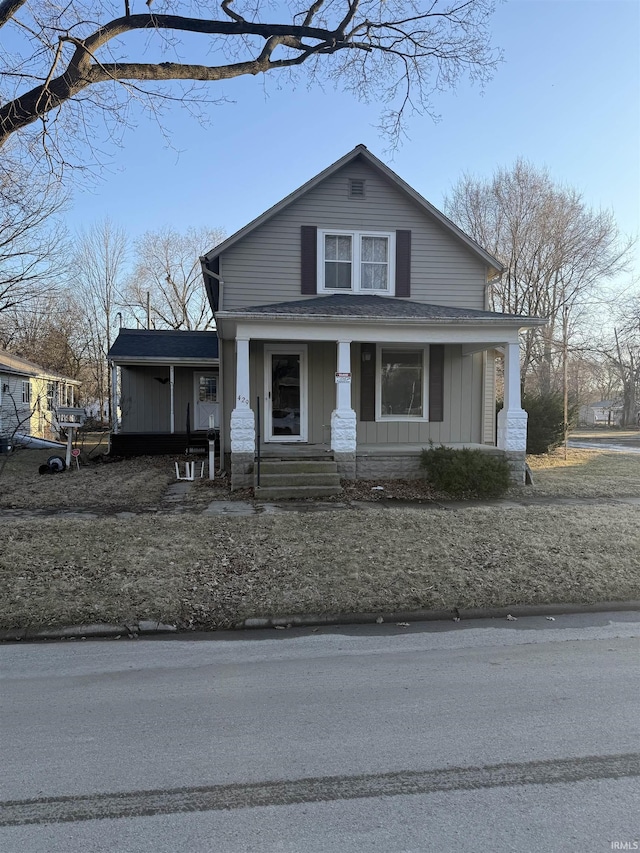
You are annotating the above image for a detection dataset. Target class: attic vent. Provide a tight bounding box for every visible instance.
[349,178,366,198]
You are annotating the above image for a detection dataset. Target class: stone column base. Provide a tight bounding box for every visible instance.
[497,408,528,452]
[231,452,254,490]
[334,451,356,479]
[330,408,356,453]
[504,450,527,485]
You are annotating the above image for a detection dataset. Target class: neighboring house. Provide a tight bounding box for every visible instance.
[202,145,545,488]
[0,349,80,441]
[108,329,219,455]
[579,400,623,427]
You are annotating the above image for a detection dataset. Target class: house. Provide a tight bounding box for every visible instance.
[201,145,545,488]
[108,329,219,456]
[579,400,623,427]
[0,349,80,442]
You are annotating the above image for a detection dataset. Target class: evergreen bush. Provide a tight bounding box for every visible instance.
[521,393,577,455]
[420,444,511,499]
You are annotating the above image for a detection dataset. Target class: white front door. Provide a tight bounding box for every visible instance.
[193,372,219,430]
[264,346,307,442]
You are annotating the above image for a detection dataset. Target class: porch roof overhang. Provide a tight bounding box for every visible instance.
[109,356,219,367]
[107,328,219,367]
[215,295,547,345]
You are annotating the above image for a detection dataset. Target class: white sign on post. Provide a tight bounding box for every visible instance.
[335,372,352,384]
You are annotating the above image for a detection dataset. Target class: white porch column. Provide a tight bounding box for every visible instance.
[331,340,357,477]
[230,337,256,489]
[169,364,175,434]
[497,341,528,452]
[110,362,118,434]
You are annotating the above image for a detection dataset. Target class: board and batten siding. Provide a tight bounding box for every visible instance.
[120,366,208,433]
[221,341,484,446]
[355,345,484,445]
[219,160,488,311]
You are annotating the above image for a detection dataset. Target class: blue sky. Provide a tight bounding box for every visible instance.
[68,0,640,276]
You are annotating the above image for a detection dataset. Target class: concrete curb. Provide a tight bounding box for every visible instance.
[1,602,639,642]
[0,620,178,642]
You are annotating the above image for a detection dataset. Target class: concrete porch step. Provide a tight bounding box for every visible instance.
[258,460,339,475]
[254,457,342,500]
[258,472,341,488]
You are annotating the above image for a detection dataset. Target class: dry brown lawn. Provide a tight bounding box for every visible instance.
[520,449,640,498]
[2,438,639,631]
[0,448,174,510]
[1,504,638,631]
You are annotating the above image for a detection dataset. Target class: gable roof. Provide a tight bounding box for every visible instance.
[201,144,503,276]
[108,329,219,363]
[0,348,79,383]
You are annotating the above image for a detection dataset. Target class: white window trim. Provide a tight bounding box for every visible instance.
[22,380,31,405]
[318,229,395,295]
[375,344,429,422]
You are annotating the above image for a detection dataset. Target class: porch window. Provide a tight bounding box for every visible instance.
[319,230,394,293]
[378,348,426,419]
[46,382,56,408]
[198,375,217,402]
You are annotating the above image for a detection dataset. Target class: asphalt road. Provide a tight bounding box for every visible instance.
[1,613,639,852]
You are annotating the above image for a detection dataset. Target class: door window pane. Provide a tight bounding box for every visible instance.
[198,376,217,402]
[381,349,423,416]
[271,355,301,436]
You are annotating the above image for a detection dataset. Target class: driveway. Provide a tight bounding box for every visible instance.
[569,430,640,454]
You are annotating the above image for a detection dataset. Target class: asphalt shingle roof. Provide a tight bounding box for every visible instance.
[220,294,531,322]
[108,329,219,360]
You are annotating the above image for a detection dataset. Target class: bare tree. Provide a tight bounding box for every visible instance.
[0,1,500,173]
[445,160,634,393]
[74,218,129,423]
[0,288,87,379]
[125,225,225,330]
[0,159,69,315]
[604,290,640,426]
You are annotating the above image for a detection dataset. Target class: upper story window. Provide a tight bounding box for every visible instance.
[22,380,31,404]
[318,230,394,294]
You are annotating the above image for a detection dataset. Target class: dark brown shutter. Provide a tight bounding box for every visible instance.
[360,343,376,422]
[429,344,445,422]
[203,256,220,312]
[395,230,411,297]
[301,226,317,294]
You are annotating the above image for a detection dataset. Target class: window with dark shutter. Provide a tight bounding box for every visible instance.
[301,226,317,294]
[428,344,445,421]
[395,230,411,297]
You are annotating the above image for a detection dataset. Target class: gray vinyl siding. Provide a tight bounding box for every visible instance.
[220,160,488,311]
[120,366,218,432]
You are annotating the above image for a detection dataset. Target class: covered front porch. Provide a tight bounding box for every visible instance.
[215,295,544,489]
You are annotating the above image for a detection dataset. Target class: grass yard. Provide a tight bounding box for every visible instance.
[1,505,639,631]
[521,448,640,498]
[1,434,639,631]
[0,448,175,510]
